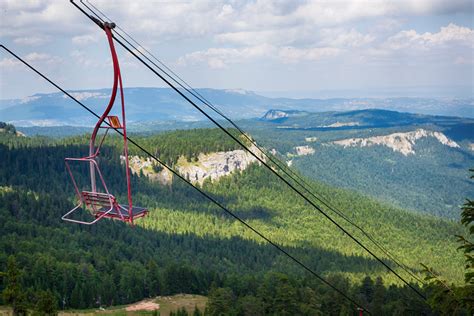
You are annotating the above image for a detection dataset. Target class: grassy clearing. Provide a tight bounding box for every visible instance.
[7,294,209,316]
[154,294,207,315]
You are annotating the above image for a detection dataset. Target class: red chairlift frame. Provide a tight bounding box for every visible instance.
[62,23,147,225]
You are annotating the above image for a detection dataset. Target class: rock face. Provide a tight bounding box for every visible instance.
[262,110,289,120]
[127,145,263,185]
[321,121,360,128]
[127,156,172,185]
[333,129,459,156]
[294,145,315,156]
[177,145,262,185]
[261,109,307,121]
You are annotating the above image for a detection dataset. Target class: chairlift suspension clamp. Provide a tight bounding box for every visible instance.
[103,21,116,29]
[88,15,115,30]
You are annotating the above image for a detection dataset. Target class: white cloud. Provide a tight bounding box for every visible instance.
[93,1,228,41]
[1,1,472,42]
[24,52,61,64]
[278,46,341,62]
[177,22,472,68]
[70,50,104,68]
[178,44,275,69]
[215,29,296,46]
[13,35,51,46]
[72,34,99,46]
[24,52,49,62]
[0,0,44,13]
[319,28,375,48]
[214,27,374,48]
[2,0,455,48]
[0,0,95,52]
[0,52,61,68]
[384,23,474,50]
[178,44,341,68]
[2,1,470,55]
[0,58,21,68]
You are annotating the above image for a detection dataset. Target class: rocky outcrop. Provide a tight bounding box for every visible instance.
[294,145,315,156]
[262,110,289,120]
[126,156,172,185]
[321,121,360,128]
[177,145,262,185]
[261,109,306,121]
[333,129,459,156]
[127,145,263,185]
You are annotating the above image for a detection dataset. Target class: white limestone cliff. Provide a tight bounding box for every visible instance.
[333,129,459,156]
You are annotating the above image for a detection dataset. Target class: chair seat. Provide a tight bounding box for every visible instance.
[96,204,148,221]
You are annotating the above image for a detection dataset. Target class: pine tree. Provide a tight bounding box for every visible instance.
[457,171,474,285]
[1,256,27,315]
[206,287,236,316]
[372,277,385,315]
[455,170,474,311]
[422,169,474,314]
[146,260,161,297]
[237,295,264,316]
[34,290,58,315]
[359,276,374,306]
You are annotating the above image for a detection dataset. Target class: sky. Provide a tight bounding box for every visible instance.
[0,0,473,100]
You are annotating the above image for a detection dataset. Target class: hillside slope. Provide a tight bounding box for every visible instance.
[0,130,459,274]
[243,109,474,218]
[0,128,464,303]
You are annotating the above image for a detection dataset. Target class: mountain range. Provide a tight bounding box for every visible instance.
[1,88,473,127]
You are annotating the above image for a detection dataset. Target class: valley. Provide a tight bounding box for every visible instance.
[0,123,470,313]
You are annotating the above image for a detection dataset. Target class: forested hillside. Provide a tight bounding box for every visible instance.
[0,128,468,314]
[14,109,474,218]
[242,109,474,218]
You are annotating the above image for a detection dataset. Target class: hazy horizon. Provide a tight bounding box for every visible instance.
[1,85,473,101]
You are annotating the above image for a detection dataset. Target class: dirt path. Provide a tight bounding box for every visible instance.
[125,300,160,311]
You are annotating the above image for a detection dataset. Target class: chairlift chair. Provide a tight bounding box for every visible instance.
[62,22,147,225]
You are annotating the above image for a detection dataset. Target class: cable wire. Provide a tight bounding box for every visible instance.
[80,0,424,285]
[0,43,372,314]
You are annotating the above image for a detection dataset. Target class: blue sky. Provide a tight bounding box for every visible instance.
[0,0,473,99]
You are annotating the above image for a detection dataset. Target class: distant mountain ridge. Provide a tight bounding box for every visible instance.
[260,108,474,141]
[1,87,472,127]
